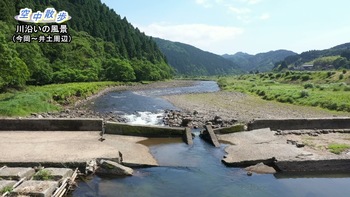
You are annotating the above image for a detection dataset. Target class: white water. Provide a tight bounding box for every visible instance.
[123,111,164,125]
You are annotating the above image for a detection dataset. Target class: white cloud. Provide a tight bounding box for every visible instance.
[195,0,213,8]
[137,23,244,54]
[238,0,263,5]
[228,6,251,14]
[259,13,270,20]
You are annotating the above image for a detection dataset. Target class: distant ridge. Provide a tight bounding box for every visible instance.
[154,38,242,76]
[223,50,297,72]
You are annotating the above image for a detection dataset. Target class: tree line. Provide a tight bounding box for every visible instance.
[0,0,173,91]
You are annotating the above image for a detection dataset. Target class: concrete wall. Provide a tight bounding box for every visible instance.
[247,117,350,131]
[0,118,103,131]
[275,159,350,172]
[105,122,185,137]
[214,124,245,134]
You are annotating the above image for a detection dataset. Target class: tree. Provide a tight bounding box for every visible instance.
[341,50,350,60]
[105,58,136,82]
[0,34,30,90]
[15,43,53,85]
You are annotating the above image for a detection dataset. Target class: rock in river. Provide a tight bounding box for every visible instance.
[96,160,133,176]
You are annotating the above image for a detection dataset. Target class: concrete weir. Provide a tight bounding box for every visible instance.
[105,121,185,137]
[200,125,220,147]
[0,118,103,131]
[183,128,193,145]
[247,117,350,131]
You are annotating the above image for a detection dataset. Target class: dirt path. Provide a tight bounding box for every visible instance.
[163,91,350,123]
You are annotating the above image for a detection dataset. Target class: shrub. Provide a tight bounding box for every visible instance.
[300,90,309,98]
[217,78,228,88]
[291,75,300,80]
[33,169,53,180]
[327,71,333,77]
[339,74,344,80]
[303,83,314,89]
[301,74,311,81]
[328,143,350,154]
[257,90,266,96]
[343,70,347,74]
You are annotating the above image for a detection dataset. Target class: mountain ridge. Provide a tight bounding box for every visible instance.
[223,50,297,72]
[154,38,242,76]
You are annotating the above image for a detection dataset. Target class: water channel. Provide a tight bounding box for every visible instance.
[73,81,350,197]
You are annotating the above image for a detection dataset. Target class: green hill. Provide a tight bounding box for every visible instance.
[154,38,242,76]
[223,50,297,72]
[275,43,350,71]
[0,0,173,91]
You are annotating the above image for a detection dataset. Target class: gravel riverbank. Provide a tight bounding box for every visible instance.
[162,91,350,123]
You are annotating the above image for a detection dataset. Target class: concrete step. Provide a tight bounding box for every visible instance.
[0,167,35,180]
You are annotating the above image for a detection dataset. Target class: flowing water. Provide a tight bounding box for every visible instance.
[73,81,350,197]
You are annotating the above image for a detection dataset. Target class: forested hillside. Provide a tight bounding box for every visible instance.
[223,50,297,72]
[0,0,173,91]
[274,43,350,71]
[154,38,242,76]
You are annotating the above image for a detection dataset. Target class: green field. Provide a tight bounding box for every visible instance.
[0,81,129,116]
[217,70,350,112]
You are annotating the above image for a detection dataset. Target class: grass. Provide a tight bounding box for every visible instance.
[0,81,130,116]
[0,186,12,194]
[217,71,350,112]
[33,169,53,180]
[328,143,350,154]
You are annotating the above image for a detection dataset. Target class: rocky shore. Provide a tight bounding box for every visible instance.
[29,108,238,130]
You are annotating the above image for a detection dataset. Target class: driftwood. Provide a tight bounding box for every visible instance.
[52,168,78,197]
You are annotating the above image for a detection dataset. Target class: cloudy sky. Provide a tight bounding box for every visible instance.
[101,0,350,55]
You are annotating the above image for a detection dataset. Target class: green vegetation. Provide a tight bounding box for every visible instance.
[0,81,124,116]
[218,71,350,112]
[223,50,296,72]
[0,186,12,194]
[328,143,350,154]
[0,0,173,92]
[154,38,241,76]
[274,43,350,71]
[33,169,53,180]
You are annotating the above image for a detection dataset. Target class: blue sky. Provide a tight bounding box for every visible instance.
[101,0,350,55]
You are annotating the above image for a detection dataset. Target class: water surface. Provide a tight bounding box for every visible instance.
[75,81,350,197]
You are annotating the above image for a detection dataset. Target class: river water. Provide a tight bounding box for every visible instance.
[73,81,350,197]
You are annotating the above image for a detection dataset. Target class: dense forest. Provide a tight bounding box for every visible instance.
[154,38,241,76]
[274,43,350,71]
[0,0,173,91]
[222,50,297,72]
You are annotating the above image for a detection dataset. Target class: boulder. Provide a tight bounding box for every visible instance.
[181,117,192,127]
[96,160,133,176]
[245,163,277,174]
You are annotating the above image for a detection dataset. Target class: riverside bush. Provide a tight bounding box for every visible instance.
[0,81,124,116]
[304,83,314,89]
[218,71,350,112]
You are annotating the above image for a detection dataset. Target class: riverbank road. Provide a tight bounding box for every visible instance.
[0,131,157,166]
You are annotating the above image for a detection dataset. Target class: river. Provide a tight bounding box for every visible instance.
[73,81,350,197]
